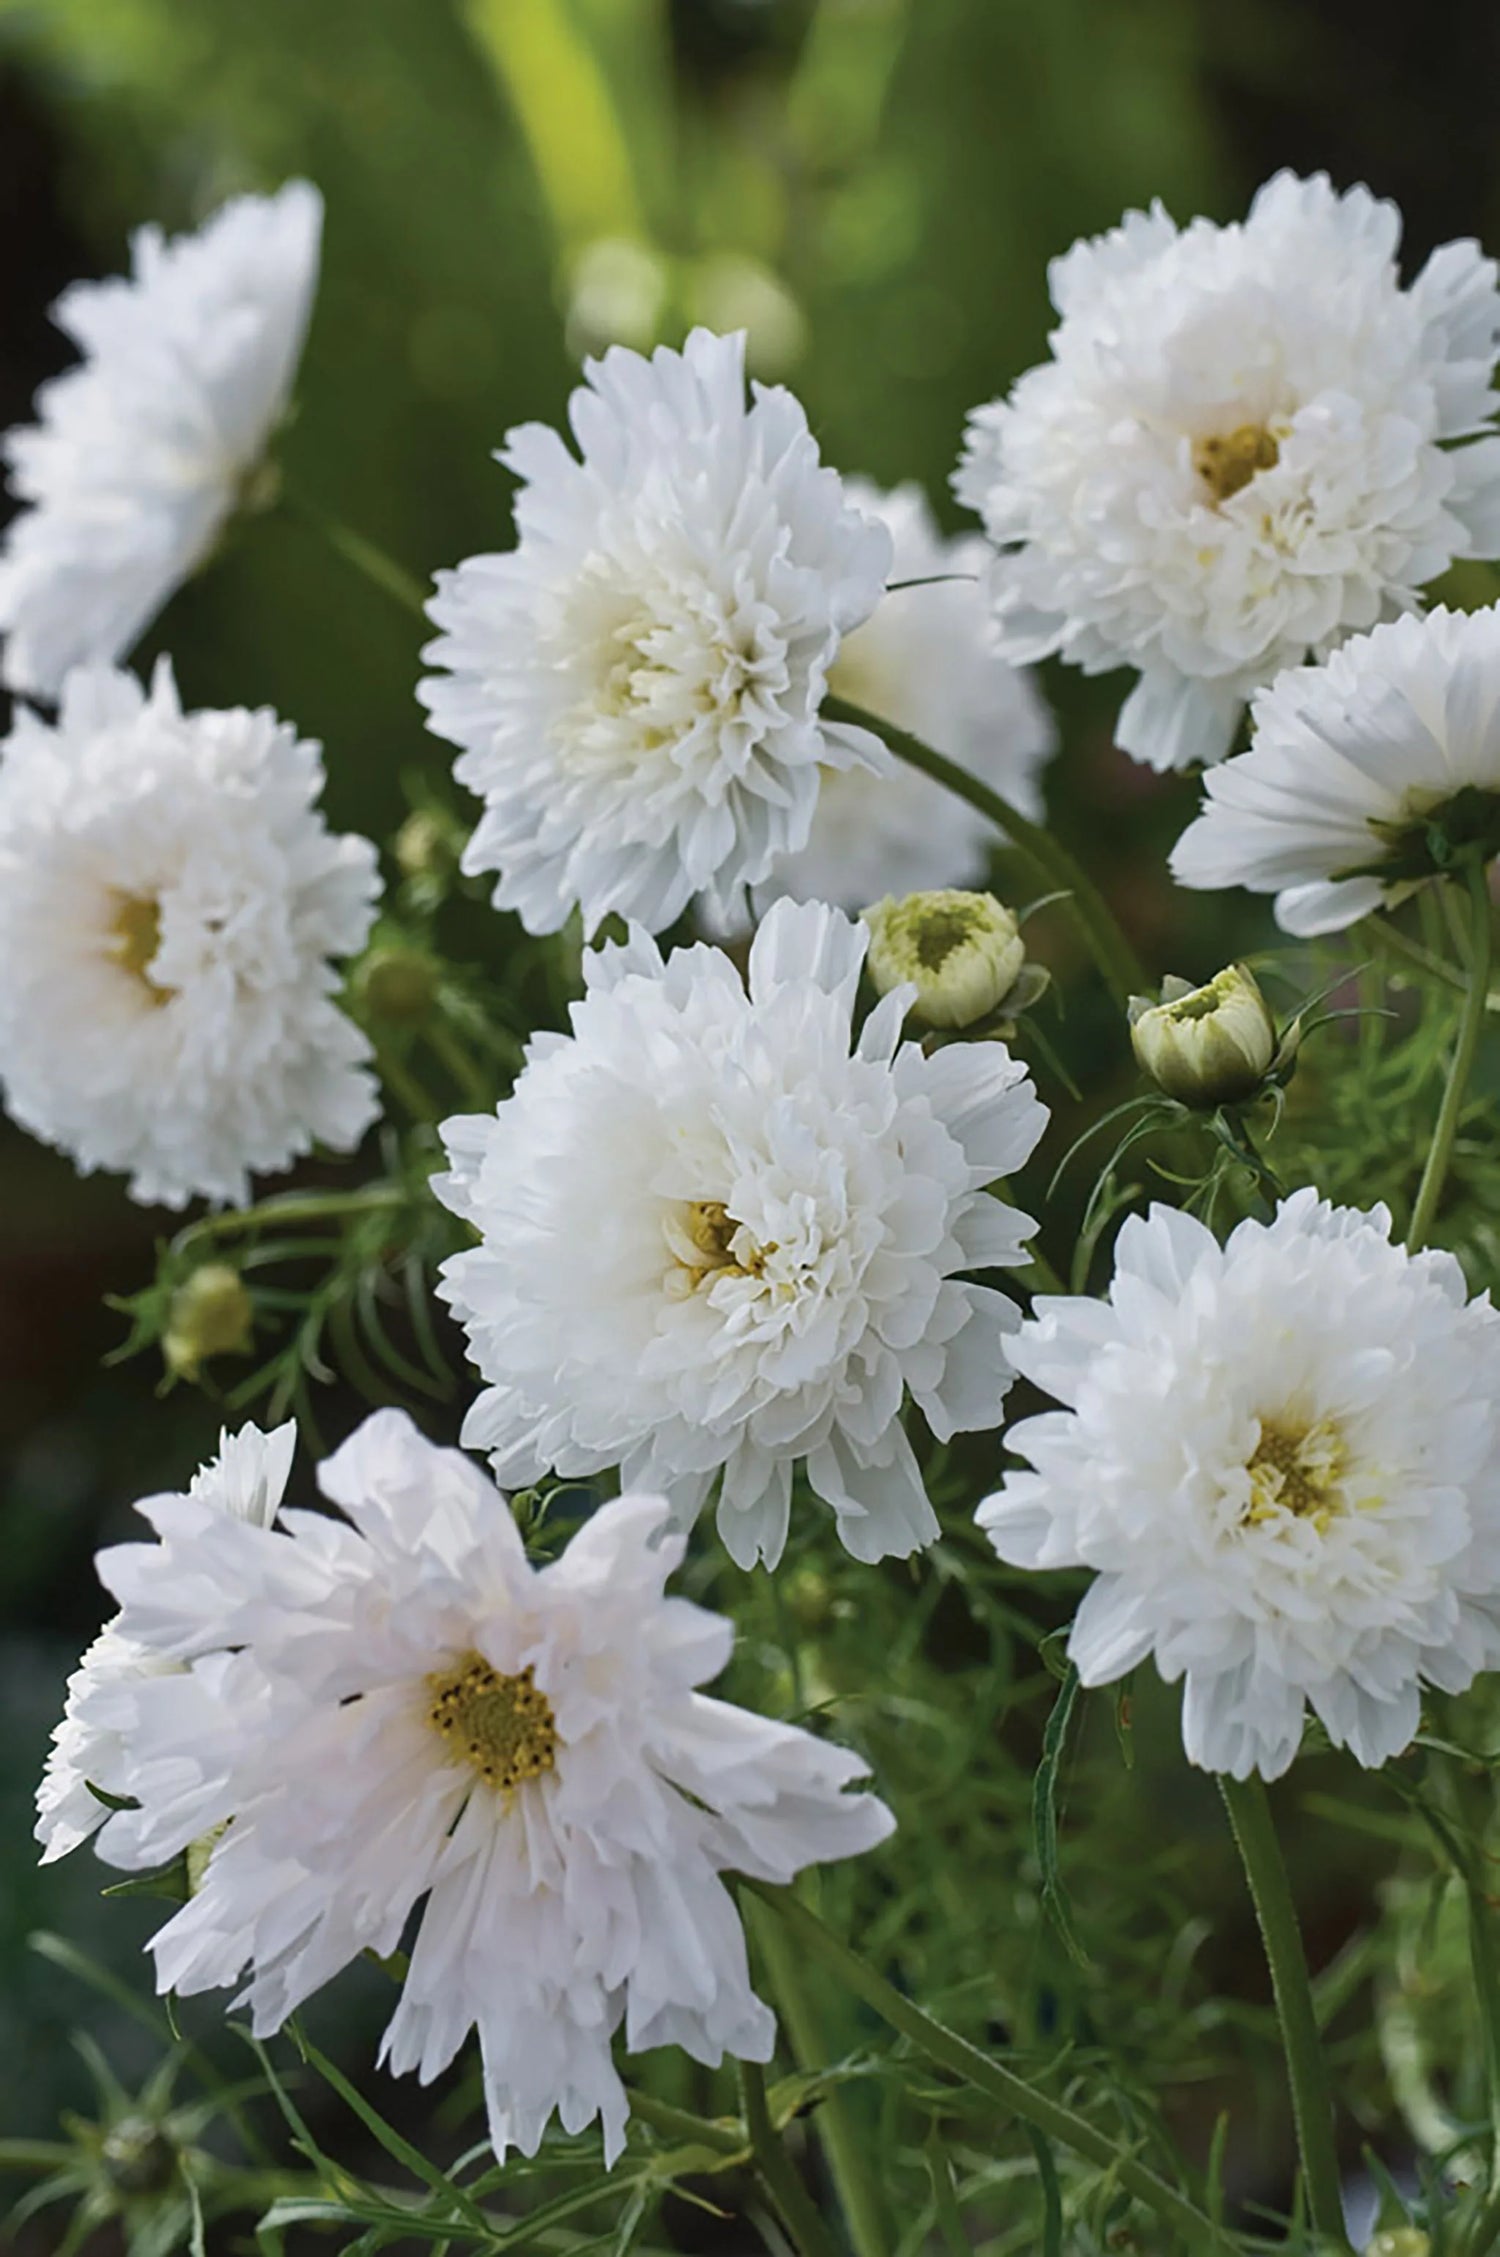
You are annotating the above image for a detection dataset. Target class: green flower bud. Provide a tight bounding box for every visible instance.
[352,943,441,1029]
[862,890,1026,1030]
[394,809,451,882]
[1128,964,1276,1106]
[163,1265,254,1383]
[1366,2233,1430,2257]
[101,2116,178,2197]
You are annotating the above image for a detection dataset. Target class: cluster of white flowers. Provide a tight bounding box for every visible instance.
[47,1413,891,2162]
[956,171,1500,770]
[20,151,1500,2197]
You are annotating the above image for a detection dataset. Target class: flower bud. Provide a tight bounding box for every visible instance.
[101,2117,178,2197]
[352,942,441,1029]
[1128,964,1276,1106]
[163,1264,254,1383]
[1366,2234,1430,2257]
[862,890,1026,1030]
[394,808,456,884]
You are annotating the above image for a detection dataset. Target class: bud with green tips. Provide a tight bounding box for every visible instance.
[1128,964,1279,1107]
[162,1264,254,1383]
[862,889,1027,1030]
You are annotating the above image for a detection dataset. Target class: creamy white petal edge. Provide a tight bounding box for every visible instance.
[1171,605,1500,934]
[978,1191,1500,1779]
[0,182,321,698]
[34,1422,296,1864]
[419,327,893,935]
[89,1409,894,2165]
[435,897,1048,1571]
[955,171,1500,771]
[0,659,380,1208]
[735,478,1055,916]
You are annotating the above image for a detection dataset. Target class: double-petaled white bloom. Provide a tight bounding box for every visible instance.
[749,480,1055,912]
[0,660,380,1208]
[955,171,1500,772]
[1171,606,1500,934]
[34,1422,295,1865]
[978,1192,1500,1780]
[89,1410,893,2163]
[0,182,321,699]
[419,328,892,935]
[436,897,1047,1570]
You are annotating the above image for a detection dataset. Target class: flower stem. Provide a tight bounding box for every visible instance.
[1218,1777,1351,2252]
[739,2058,844,2257]
[822,694,1146,1006]
[1407,861,1494,1253]
[624,2086,747,2155]
[746,1893,889,2257]
[174,1186,409,1254]
[745,1881,1229,2251]
[284,491,430,621]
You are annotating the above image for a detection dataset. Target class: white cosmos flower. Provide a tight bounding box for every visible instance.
[0,659,381,1208]
[954,171,1500,772]
[435,897,1048,1571]
[977,1191,1500,1780]
[1171,605,1500,934]
[90,1409,894,2164]
[34,1422,295,1865]
[0,181,321,699]
[418,327,892,936]
[744,479,1055,913]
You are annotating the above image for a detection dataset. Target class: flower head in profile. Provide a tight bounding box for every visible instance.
[978,1192,1500,1779]
[1171,606,1500,934]
[418,328,892,935]
[89,1410,893,2163]
[749,479,1055,912]
[0,182,321,698]
[955,172,1500,771]
[0,660,381,1208]
[35,1422,295,1866]
[436,897,1048,1569]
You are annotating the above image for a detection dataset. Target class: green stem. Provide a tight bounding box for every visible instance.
[1361,912,1467,994]
[746,1882,1227,2252]
[285,492,429,620]
[739,2058,844,2257]
[175,1186,409,1254]
[747,1894,889,2257]
[1219,1778,1350,2252]
[823,694,1146,1006]
[624,2087,746,2156]
[373,1041,443,1123]
[1407,862,1494,1252]
[423,1018,498,1112]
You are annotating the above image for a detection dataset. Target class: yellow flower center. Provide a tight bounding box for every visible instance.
[426,1653,558,1791]
[107,891,170,1001]
[1194,423,1280,504]
[1245,1418,1345,1531]
[663,1197,771,1296]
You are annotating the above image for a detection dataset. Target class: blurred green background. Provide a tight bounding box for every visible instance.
[2,0,1499,2235]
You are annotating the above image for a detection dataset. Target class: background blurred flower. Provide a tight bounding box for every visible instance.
[956,172,1500,771]
[0,181,321,699]
[0,659,380,1207]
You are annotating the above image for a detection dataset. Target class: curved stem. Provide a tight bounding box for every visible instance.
[283,491,429,621]
[745,1882,1228,2252]
[1219,1778,1351,2252]
[624,2087,746,2156]
[823,694,1146,1006]
[739,2058,843,2257]
[174,1186,409,1255]
[747,1893,889,2257]
[1407,862,1494,1252]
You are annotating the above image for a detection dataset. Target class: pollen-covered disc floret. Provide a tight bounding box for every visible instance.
[34,1422,296,1866]
[87,1410,894,2164]
[0,660,380,1207]
[0,182,321,698]
[749,479,1055,911]
[977,1191,1500,1779]
[418,328,892,935]
[1171,606,1500,934]
[435,897,1048,1571]
[955,171,1500,772]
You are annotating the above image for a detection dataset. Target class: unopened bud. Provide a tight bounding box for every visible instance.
[1128,964,1276,1107]
[394,809,452,883]
[101,2116,177,2197]
[1366,2234,1430,2257]
[163,1265,253,1383]
[862,890,1026,1030]
[352,943,441,1029]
